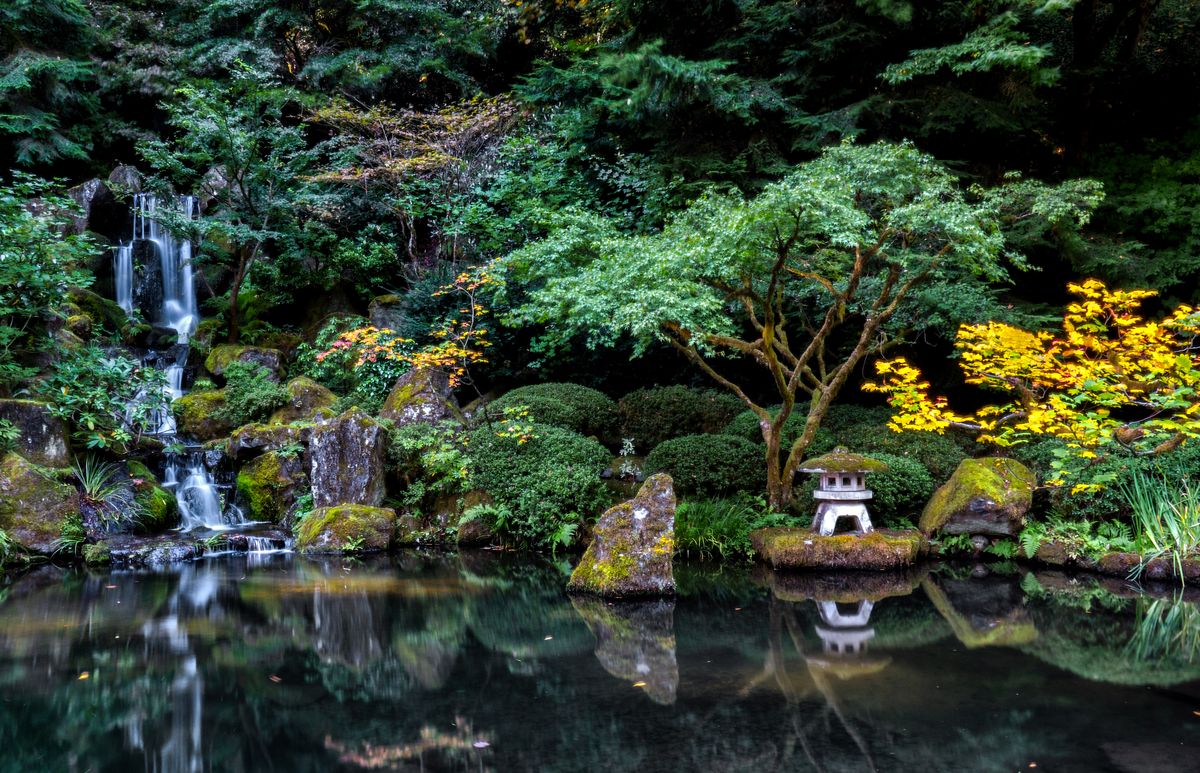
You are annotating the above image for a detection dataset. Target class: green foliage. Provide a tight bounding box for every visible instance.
[1018,516,1136,561]
[71,455,142,530]
[53,512,87,557]
[618,385,744,450]
[643,434,764,498]
[722,407,837,456]
[487,383,619,444]
[0,419,18,453]
[844,423,968,483]
[35,345,167,449]
[674,493,797,560]
[388,420,472,508]
[1127,596,1200,665]
[214,361,289,427]
[469,422,609,551]
[0,175,96,388]
[295,316,413,412]
[1120,471,1200,584]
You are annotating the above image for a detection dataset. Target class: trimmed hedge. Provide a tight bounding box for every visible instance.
[619,385,745,451]
[488,383,619,444]
[723,406,837,457]
[643,433,765,497]
[469,422,611,549]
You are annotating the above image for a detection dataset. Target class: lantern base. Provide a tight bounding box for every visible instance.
[812,502,874,536]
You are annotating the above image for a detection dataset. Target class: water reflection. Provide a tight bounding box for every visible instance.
[1,558,1200,770]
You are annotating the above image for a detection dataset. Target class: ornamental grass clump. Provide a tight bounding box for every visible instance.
[1119,470,1200,583]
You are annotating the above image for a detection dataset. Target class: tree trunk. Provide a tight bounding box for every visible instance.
[227,263,245,344]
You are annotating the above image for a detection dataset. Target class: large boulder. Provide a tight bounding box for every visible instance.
[296,504,396,553]
[205,344,286,383]
[269,376,336,424]
[0,452,80,554]
[227,422,310,462]
[0,399,70,467]
[173,390,233,441]
[920,457,1036,537]
[568,473,676,597]
[379,368,459,427]
[367,294,410,334]
[308,408,387,508]
[67,287,127,333]
[236,450,308,525]
[571,596,679,705]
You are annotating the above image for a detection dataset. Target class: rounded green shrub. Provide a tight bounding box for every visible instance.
[822,404,894,437]
[723,406,837,456]
[619,386,745,450]
[488,383,619,444]
[643,434,765,497]
[849,424,967,483]
[469,423,610,550]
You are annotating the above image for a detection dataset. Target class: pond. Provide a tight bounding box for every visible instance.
[0,552,1198,772]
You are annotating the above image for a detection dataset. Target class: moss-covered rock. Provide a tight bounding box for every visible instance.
[923,576,1038,648]
[308,408,387,508]
[0,399,70,467]
[296,504,396,554]
[173,390,233,441]
[749,527,927,571]
[227,422,309,462]
[237,451,307,524]
[269,376,336,424]
[367,293,408,333]
[205,344,285,382]
[82,542,111,566]
[569,473,676,598]
[920,457,1035,537]
[127,460,179,533]
[379,368,460,427]
[66,286,127,333]
[65,314,93,340]
[0,452,81,554]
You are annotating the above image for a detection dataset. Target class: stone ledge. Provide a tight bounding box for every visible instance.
[750,527,928,571]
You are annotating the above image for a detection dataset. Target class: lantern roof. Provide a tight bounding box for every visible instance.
[798,446,888,474]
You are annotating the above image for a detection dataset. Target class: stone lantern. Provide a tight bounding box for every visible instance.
[798,447,888,536]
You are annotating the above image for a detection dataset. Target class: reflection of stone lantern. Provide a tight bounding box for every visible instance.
[806,598,891,680]
[799,447,889,536]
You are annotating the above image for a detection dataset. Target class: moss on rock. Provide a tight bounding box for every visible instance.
[379,368,459,427]
[0,452,81,554]
[0,399,70,467]
[269,376,336,424]
[236,450,306,524]
[205,344,285,382]
[227,422,308,462]
[173,390,233,441]
[568,473,676,597]
[296,504,396,554]
[82,542,111,566]
[749,527,927,571]
[919,457,1035,537]
[66,286,127,333]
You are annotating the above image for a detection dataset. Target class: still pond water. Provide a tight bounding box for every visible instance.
[0,551,1198,772]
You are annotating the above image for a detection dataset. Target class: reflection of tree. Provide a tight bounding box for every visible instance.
[324,715,494,771]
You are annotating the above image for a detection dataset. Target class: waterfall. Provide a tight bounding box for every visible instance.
[113,243,134,314]
[132,193,198,343]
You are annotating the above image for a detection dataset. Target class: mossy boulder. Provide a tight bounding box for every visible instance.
[65,314,93,340]
[82,542,111,566]
[296,504,396,554]
[0,452,81,554]
[236,451,307,524]
[205,344,285,382]
[309,408,387,508]
[920,457,1035,537]
[173,390,233,441]
[66,286,127,333]
[227,422,309,462]
[568,473,676,598]
[269,377,336,424]
[379,368,460,427]
[749,528,927,571]
[127,460,178,533]
[0,399,70,467]
[923,576,1038,648]
[367,293,408,333]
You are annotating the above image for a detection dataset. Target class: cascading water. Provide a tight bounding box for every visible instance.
[114,192,255,534]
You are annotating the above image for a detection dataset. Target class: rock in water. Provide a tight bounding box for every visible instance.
[0,400,70,467]
[568,473,675,597]
[296,504,396,553]
[571,596,678,704]
[0,452,80,554]
[309,408,387,508]
[379,368,459,427]
[919,457,1035,538]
